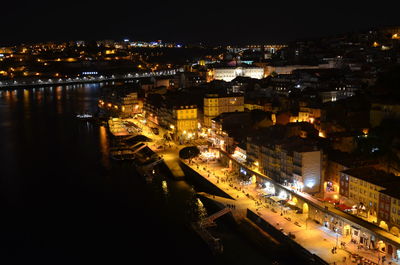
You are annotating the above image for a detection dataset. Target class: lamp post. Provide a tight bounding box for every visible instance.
[336,232,339,249]
[335,227,339,249]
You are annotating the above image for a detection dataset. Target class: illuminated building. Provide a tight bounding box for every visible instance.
[340,167,399,220]
[144,93,198,141]
[98,89,140,118]
[203,93,244,127]
[211,66,264,82]
[247,131,322,194]
[324,150,377,196]
[172,105,198,141]
[378,187,400,238]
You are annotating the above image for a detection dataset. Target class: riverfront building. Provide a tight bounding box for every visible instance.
[98,89,140,118]
[171,105,198,142]
[340,167,399,222]
[245,123,322,194]
[379,187,400,237]
[259,137,322,194]
[203,93,244,127]
[144,93,198,141]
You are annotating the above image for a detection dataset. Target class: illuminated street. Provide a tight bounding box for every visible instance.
[2,10,400,265]
[126,115,400,265]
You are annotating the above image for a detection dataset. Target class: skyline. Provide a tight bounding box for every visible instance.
[2,1,399,46]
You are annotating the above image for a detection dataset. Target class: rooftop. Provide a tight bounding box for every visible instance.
[341,167,400,187]
[380,186,400,199]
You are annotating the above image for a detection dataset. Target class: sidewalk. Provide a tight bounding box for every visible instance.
[126,117,399,265]
[188,158,400,265]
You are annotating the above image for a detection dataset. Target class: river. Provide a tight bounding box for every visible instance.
[0,83,280,265]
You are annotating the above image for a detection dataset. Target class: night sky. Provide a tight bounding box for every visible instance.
[1,0,399,45]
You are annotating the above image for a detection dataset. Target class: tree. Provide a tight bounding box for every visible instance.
[179,146,200,162]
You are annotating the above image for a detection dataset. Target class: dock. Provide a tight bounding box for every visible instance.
[151,145,185,180]
[163,159,185,180]
[191,206,232,255]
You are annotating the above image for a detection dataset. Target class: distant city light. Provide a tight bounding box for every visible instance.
[82,71,98,75]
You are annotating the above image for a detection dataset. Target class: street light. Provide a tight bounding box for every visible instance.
[334,227,339,249]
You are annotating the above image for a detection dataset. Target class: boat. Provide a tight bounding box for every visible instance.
[109,148,137,161]
[76,112,96,122]
[131,146,164,181]
[76,113,92,119]
[190,221,223,255]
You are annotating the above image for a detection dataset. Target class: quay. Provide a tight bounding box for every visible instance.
[106,116,400,265]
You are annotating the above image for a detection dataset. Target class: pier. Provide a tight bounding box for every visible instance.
[191,206,232,255]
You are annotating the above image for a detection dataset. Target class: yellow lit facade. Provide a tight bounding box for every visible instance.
[171,105,198,140]
[349,177,383,215]
[244,102,263,111]
[203,94,244,127]
[98,92,140,118]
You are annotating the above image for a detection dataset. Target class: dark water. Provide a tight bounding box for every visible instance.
[0,84,276,265]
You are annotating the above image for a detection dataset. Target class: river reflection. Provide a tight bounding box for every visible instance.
[0,83,278,265]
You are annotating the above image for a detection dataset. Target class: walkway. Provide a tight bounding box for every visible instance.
[185,158,400,265]
[120,116,400,265]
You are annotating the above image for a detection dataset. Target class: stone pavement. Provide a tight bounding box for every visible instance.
[126,117,399,265]
[188,158,400,265]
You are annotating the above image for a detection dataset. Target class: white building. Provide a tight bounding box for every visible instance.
[213,67,264,82]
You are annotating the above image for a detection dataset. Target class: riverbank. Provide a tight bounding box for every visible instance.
[107,116,365,264]
[106,116,328,263]
[181,159,328,265]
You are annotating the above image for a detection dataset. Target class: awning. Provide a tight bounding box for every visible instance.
[336,204,352,211]
[269,196,286,203]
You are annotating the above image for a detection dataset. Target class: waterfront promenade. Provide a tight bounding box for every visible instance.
[185,159,399,265]
[116,117,400,265]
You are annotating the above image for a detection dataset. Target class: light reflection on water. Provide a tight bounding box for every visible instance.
[196,198,208,220]
[99,125,110,169]
[0,82,280,265]
[162,180,168,195]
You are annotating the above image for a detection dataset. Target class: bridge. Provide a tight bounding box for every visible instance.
[0,68,183,89]
[199,207,232,228]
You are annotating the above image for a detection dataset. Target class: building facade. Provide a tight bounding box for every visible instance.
[212,67,264,82]
[203,93,244,127]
